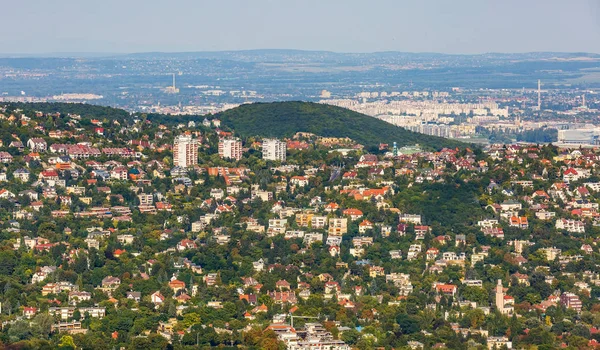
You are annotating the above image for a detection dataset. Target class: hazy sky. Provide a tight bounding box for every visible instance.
[3,0,600,54]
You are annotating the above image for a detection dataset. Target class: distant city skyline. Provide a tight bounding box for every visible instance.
[2,0,600,55]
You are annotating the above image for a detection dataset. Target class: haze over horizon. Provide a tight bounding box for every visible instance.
[2,0,600,55]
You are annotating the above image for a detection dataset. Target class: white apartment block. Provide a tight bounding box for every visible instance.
[262,138,286,161]
[173,135,198,167]
[585,182,600,192]
[218,138,242,161]
[268,218,288,235]
[251,189,273,202]
[138,193,153,206]
[303,233,323,245]
[191,221,206,233]
[407,244,422,260]
[328,218,348,236]
[311,215,328,229]
[555,219,585,233]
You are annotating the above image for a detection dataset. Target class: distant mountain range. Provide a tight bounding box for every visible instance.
[1,49,599,61]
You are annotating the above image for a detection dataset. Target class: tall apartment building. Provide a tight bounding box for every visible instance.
[328,218,348,236]
[262,138,286,161]
[560,292,582,312]
[173,135,198,167]
[218,138,242,161]
[138,193,153,206]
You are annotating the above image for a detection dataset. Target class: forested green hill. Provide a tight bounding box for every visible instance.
[215,101,464,150]
[5,102,130,119]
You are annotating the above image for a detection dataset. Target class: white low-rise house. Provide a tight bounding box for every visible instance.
[251,189,273,201]
[407,244,422,260]
[85,238,100,250]
[477,219,499,228]
[32,271,49,284]
[575,281,591,294]
[214,234,230,245]
[79,307,106,319]
[0,189,15,199]
[570,199,598,209]
[49,306,105,320]
[352,236,373,247]
[285,230,305,239]
[268,218,287,235]
[463,279,483,287]
[535,211,556,220]
[380,225,392,236]
[69,291,92,305]
[0,152,13,163]
[390,250,402,259]
[117,234,135,245]
[585,182,600,192]
[27,138,47,152]
[556,218,585,233]
[500,200,522,212]
[563,168,589,183]
[31,266,57,284]
[191,221,206,233]
[13,168,30,182]
[325,235,342,246]
[253,258,265,272]
[303,233,323,245]
[349,247,364,257]
[290,176,309,187]
[487,336,512,349]
[385,273,413,295]
[407,341,424,349]
[471,253,486,266]
[209,188,225,200]
[151,291,165,305]
[540,247,562,261]
[399,213,421,224]
[442,251,466,261]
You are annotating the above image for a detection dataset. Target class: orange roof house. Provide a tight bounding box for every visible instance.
[343,208,363,220]
[113,249,126,258]
[435,283,457,296]
[169,279,186,293]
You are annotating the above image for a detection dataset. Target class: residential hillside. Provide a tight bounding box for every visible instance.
[0,102,598,350]
[9,101,465,151]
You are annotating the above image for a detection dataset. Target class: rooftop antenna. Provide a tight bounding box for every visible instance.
[165,73,179,94]
[537,79,541,110]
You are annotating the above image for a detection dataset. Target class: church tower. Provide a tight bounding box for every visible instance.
[495,279,504,311]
